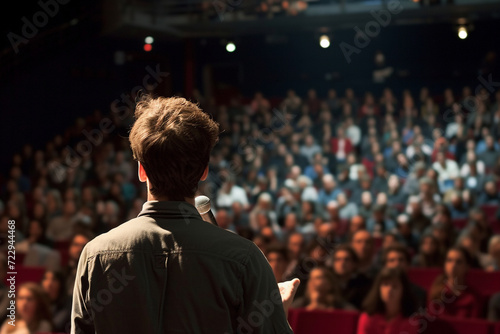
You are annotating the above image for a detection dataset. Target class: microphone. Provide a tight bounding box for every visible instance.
[194,195,218,226]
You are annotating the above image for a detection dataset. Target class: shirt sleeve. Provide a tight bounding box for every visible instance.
[70,245,95,334]
[239,242,294,334]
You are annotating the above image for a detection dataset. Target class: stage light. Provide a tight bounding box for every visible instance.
[226,42,236,52]
[144,44,152,52]
[145,36,154,44]
[458,26,468,39]
[319,35,330,49]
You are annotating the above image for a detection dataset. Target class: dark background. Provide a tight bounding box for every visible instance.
[1,0,499,174]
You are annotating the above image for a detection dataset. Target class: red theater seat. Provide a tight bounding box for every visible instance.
[408,268,500,298]
[481,205,498,217]
[337,219,349,237]
[495,321,500,334]
[289,308,360,334]
[467,269,500,298]
[407,268,442,290]
[422,316,493,334]
[4,265,45,287]
[452,218,468,229]
[481,205,499,231]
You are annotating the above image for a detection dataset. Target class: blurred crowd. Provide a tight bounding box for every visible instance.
[1,83,500,333]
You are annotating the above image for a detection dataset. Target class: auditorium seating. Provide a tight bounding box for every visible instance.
[407,268,500,298]
[452,218,468,229]
[495,321,500,334]
[3,265,45,287]
[481,204,500,233]
[54,240,71,267]
[422,316,494,334]
[288,309,360,334]
[287,309,498,334]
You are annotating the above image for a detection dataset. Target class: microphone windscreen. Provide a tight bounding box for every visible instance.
[195,195,211,214]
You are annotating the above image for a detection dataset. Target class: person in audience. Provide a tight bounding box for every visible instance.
[428,246,482,318]
[456,229,489,269]
[331,244,373,309]
[249,192,278,233]
[41,270,71,332]
[395,214,419,253]
[484,235,500,271]
[331,127,353,163]
[63,229,94,297]
[215,208,237,232]
[337,192,358,220]
[478,180,500,205]
[46,199,78,242]
[318,174,342,207]
[351,230,377,278]
[382,245,426,308]
[406,196,431,235]
[284,232,305,278]
[25,219,52,248]
[216,176,250,209]
[357,267,418,334]
[16,225,61,270]
[478,135,499,167]
[266,242,290,283]
[412,234,444,268]
[291,266,354,311]
[468,208,493,253]
[366,205,396,237]
[0,283,53,334]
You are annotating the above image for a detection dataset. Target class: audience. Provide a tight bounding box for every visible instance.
[2,83,500,331]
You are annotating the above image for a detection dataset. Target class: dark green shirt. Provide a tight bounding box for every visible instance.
[71,201,293,334]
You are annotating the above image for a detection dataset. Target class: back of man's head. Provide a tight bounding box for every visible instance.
[129,96,219,200]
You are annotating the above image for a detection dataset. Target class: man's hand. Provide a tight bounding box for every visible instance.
[278,278,300,315]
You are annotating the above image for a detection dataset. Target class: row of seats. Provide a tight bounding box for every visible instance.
[408,268,500,298]
[288,309,500,334]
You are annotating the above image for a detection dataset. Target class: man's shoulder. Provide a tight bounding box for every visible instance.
[83,216,259,264]
[83,217,146,254]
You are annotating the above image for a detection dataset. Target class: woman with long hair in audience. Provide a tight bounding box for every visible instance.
[412,234,444,268]
[41,270,71,332]
[0,282,53,333]
[357,267,417,334]
[291,266,354,311]
[427,246,482,318]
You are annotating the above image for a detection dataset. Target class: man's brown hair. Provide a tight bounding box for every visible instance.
[129,96,219,200]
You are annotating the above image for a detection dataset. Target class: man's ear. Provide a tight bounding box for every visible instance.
[200,166,209,181]
[138,162,148,182]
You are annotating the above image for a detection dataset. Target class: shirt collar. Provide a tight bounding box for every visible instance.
[137,200,201,221]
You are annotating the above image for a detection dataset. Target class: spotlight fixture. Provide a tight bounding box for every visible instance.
[226,42,236,52]
[458,26,468,39]
[319,35,330,49]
